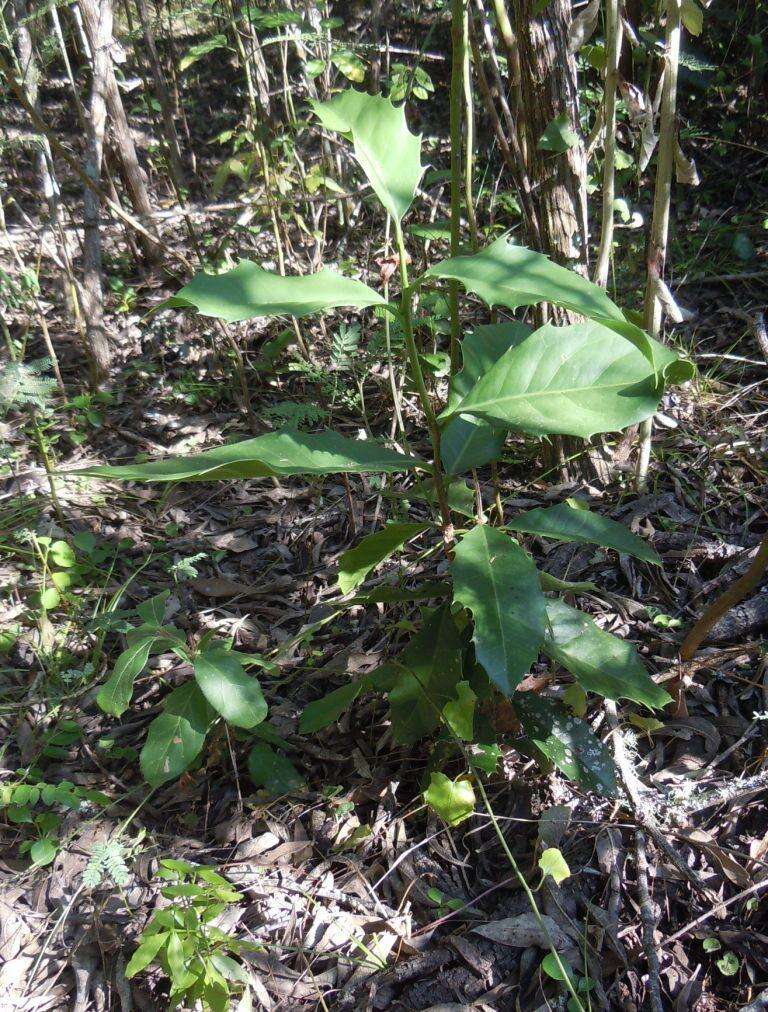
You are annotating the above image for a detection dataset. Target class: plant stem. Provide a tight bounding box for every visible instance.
[636,0,681,488]
[594,0,622,287]
[462,10,479,249]
[470,766,586,1010]
[393,219,454,543]
[449,0,467,375]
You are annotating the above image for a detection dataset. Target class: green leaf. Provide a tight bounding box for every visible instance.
[441,323,530,475]
[331,49,366,82]
[193,648,267,729]
[97,629,157,717]
[299,681,363,734]
[125,931,169,978]
[73,429,427,483]
[442,320,678,440]
[388,604,463,744]
[443,681,476,741]
[681,0,704,36]
[337,521,429,594]
[544,599,672,709]
[179,35,227,72]
[140,683,216,787]
[538,846,571,885]
[452,526,546,695]
[716,951,740,976]
[423,772,475,826]
[538,113,579,152]
[136,591,170,626]
[508,499,661,564]
[166,261,384,323]
[247,743,305,794]
[311,89,423,221]
[514,692,618,796]
[425,238,694,379]
[541,952,575,982]
[29,837,58,867]
[38,586,60,610]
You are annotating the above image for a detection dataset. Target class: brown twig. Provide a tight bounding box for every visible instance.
[680,537,768,661]
[635,829,665,1012]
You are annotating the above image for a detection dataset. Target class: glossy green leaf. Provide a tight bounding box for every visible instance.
[73,430,427,483]
[442,320,677,439]
[247,743,305,794]
[299,681,363,734]
[508,499,661,564]
[166,262,384,323]
[443,681,476,741]
[543,599,671,709]
[426,238,694,379]
[193,648,267,729]
[441,323,530,475]
[538,846,571,885]
[388,605,463,744]
[125,931,169,978]
[97,629,157,717]
[140,683,216,787]
[311,89,423,221]
[452,526,546,695]
[337,522,429,595]
[29,837,58,867]
[538,113,579,152]
[514,692,618,796]
[424,772,475,826]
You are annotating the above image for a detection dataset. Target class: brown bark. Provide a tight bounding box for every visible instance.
[134,0,185,188]
[81,0,112,380]
[78,0,158,258]
[510,0,588,268]
[509,0,605,480]
[10,0,60,219]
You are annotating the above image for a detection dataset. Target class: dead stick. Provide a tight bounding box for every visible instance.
[680,537,768,660]
[635,829,664,1012]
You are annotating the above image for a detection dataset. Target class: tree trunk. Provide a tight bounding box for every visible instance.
[134,0,186,188]
[78,0,158,259]
[81,0,112,381]
[510,0,608,481]
[10,0,60,220]
[511,0,588,269]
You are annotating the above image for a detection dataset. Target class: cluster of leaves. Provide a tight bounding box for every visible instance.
[125,860,259,1011]
[75,89,692,806]
[1,777,108,866]
[95,591,269,787]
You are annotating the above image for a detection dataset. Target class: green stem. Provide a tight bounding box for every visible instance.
[393,219,453,542]
[448,0,467,375]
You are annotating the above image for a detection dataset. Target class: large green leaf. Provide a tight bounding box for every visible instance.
[337,521,429,595]
[97,629,156,718]
[73,430,427,483]
[140,683,216,787]
[441,320,675,439]
[513,692,618,796]
[388,605,463,744]
[247,743,305,794]
[193,648,267,729]
[441,323,530,475]
[311,89,423,221]
[166,261,384,323]
[508,499,661,564]
[426,238,693,381]
[544,599,671,709]
[452,526,546,695]
[423,772,475,826]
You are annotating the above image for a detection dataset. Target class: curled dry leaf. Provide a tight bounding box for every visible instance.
[472,912,573,950]
[568,0,600,53]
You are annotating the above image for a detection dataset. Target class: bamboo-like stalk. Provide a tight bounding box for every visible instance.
[636,0,682,488]
[448,0,467,375]
[462,5,479,248]
[594,0,623,287]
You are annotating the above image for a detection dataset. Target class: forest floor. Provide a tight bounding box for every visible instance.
[2,12,768,1012]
